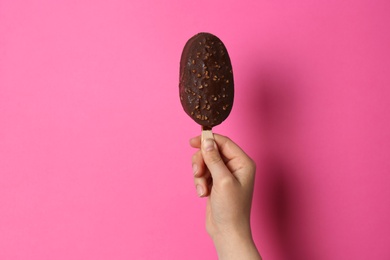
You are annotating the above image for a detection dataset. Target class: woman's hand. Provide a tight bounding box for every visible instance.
[190,134,261,260]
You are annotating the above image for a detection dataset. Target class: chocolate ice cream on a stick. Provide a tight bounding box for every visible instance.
[179,32,234,140]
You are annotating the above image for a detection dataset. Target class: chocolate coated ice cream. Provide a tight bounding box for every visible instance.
[179,32,234,128]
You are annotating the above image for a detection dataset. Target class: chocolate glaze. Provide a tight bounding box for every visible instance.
[179,32,234,128]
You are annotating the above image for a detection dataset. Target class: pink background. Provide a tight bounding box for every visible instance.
[1,0,389,259]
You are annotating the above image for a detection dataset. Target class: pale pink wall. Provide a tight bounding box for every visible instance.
[1,1,389,259]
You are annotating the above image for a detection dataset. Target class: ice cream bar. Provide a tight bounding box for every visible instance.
[179,32,234,138]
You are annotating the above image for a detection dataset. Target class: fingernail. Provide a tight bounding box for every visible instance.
[192,164,198,176]
[203,139,215,152]
[196,184,204,197]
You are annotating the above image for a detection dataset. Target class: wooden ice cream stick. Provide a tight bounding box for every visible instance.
[201,126,214,142]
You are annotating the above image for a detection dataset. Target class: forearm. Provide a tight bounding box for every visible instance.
[212,231,261,260]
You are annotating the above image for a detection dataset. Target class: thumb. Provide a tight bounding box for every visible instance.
[201,138,231,181]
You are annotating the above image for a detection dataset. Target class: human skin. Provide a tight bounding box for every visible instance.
[190,134,262,260]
